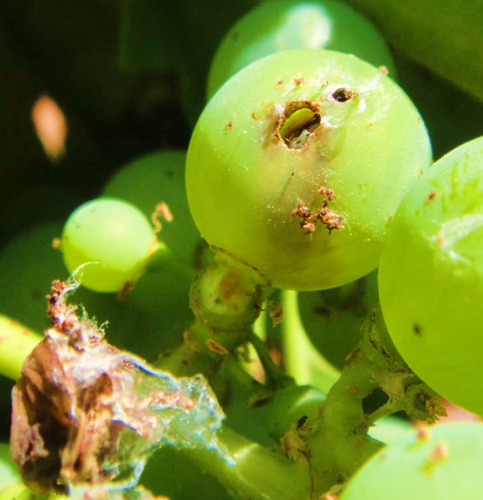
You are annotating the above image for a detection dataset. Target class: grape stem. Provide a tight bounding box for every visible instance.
[181,426,312,500]
[281,290,340,393]
[305,306,446,492]
[248,331,294,389]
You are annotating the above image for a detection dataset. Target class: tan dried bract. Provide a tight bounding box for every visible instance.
[152,202,174,233]
[10,279,192,494]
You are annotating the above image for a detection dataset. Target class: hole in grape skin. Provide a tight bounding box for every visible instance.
[331,88,357,103]
[278,101,321,150]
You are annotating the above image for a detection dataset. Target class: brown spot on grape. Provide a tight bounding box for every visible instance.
[413,324,422,336]
[225,121,233,131]
[276,80,284,87]
[318,186,336,201]
[51,237,61,249]
[417,426,432,442]
[314,305,330,316]
[437,233,446,246]
[429,442,449,461]
[378,66,389,75]
[251,112,259,121]
[293,77,307,86]
[418,168,424,177]
[425,190,438,204]
[423,441,450,476]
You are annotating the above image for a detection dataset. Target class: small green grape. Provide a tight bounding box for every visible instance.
[341,423,483,500]
[298,270,379,369]
[266,385,326,442]
[61,198,157,293]
[208,0,396,97]
[102,150,203,272]
[187,49,431,291]
[379,136,483,416]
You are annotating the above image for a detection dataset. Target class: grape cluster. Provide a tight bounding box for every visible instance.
[2,0,483,499]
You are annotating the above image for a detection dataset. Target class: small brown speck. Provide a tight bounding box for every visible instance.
[225,121,233,131]
[377,453,387,463]
[378,66,389,76]
[293,77,306,86]
[347,385,357,394]
[251,112,259,121]
[437,233,446,246]
[269,303,284,327]
[425,190,438,204]
[413,324,422,336]
[418,168,424,177]
[206,339,228,355]
[52,237,61,249]
[302,221,316,234]
[276,80,284,87]
[429,442,449,462]
[318,186,336,200]
[368,121,374,128]
[417,426,432,442]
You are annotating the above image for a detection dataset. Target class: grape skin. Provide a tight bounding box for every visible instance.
[379,136,483,416]
[62,198,157,293]
[102,150,203,272]
[188,49,432,291]
[207,0,396,97]
[341,423,483,499]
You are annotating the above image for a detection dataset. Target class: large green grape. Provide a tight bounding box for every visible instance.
[187,50,431,291]
[207,0,396,97]
[379,136,483,416]
[341,422,483,499]
[61,198,158,293]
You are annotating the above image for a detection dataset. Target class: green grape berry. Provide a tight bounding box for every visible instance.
[61,198,157,293]
[379,136,483,416]
[187,49,431,291]
[207,0,396,97]
[341,423,483,500]
[102,150,203,272]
